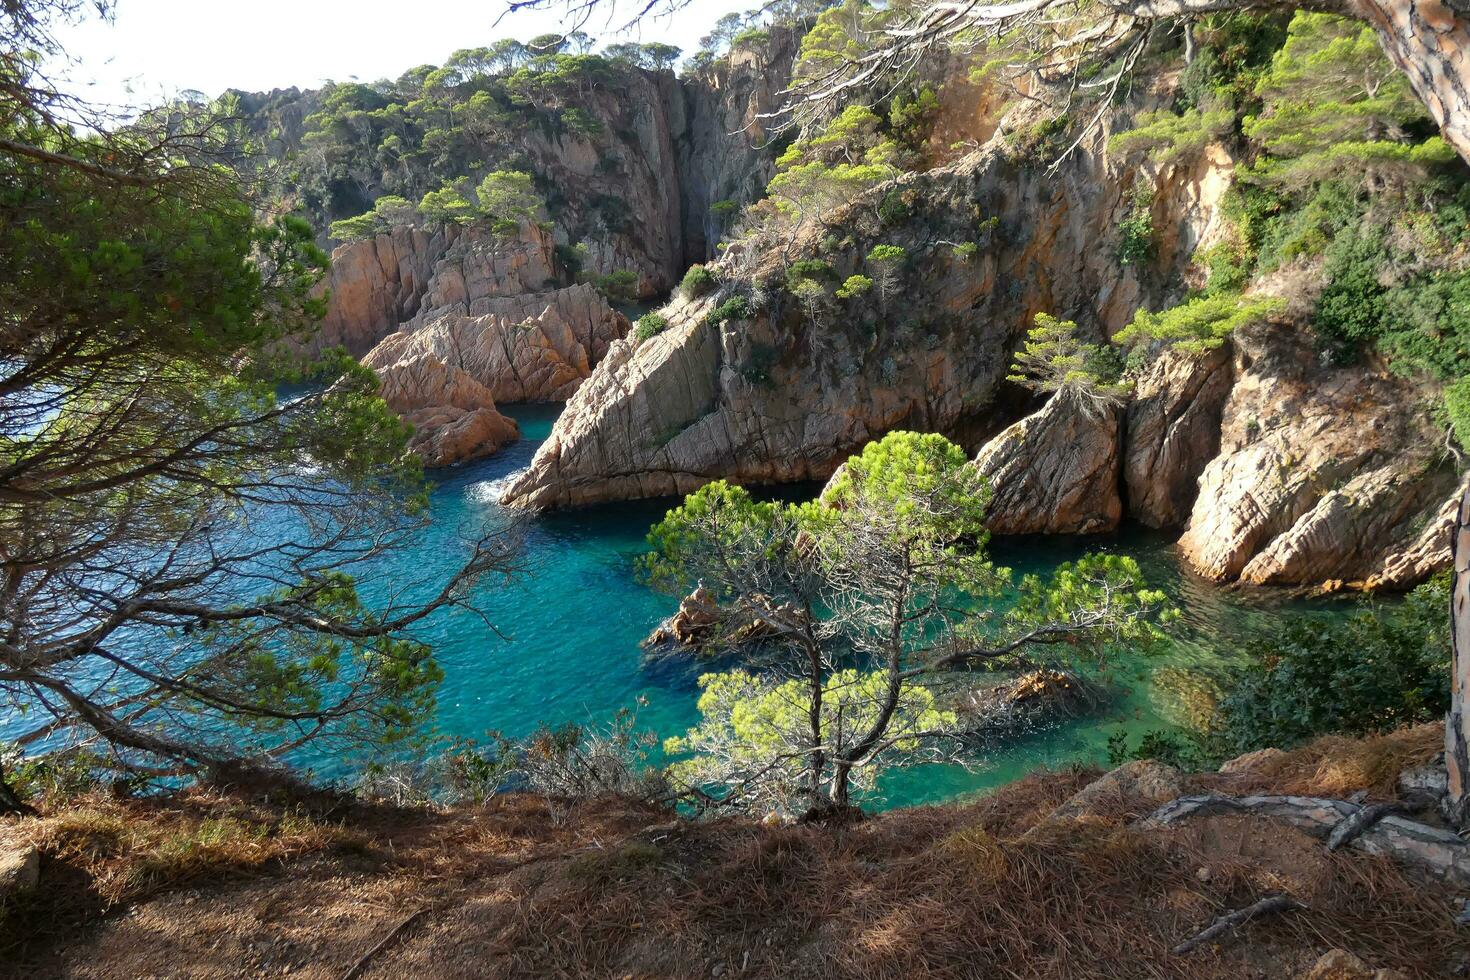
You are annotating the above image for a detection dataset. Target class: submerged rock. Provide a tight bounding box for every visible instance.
[953,669,1104,744]
[970,395,1123,535]
[641,585,803,659]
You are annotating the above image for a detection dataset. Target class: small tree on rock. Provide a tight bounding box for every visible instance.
[1008,313,1131,417]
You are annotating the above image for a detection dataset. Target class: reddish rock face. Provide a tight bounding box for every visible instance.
[1177,320,1457,589]
[315,224,629,467]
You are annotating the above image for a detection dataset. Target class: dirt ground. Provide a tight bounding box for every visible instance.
[2,723,1465,979]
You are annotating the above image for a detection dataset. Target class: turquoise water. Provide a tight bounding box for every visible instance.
[294,403,1346,807]
[0,401,1352,808]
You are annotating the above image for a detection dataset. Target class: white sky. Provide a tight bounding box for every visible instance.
[50,0,749,112]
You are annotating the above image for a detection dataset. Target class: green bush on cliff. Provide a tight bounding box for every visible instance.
[681,264,718,297]
[1116,185,1155,266]
[706,295,752,326]
[1213,575,1451,754]
[634,313,669,342]
[1108,108,1235,165]
[1115,293,1284,359]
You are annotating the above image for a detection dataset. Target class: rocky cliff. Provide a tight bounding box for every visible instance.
[499,88,1459,590]
[313,223,627,465]
[500,116,1222,510]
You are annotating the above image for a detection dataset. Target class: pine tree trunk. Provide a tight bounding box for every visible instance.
[1446,483,1470,827]
[1352,0,1470,163]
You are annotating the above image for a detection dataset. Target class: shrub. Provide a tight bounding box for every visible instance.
[1214,574,1451,754]
[635,313,669,342]
[836,274,873,299]
[1117,185,1155,266]
[1115,293,1284,358]
[706,295,751,326]
[680,264,717,298]
[877,188,910,225]
[596,269,640,304]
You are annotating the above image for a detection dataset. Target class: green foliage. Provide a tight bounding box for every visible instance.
[634,312,669,342]
[680,263,718,297]
[559,106,601,136]
[596,269,640,304]
[709,199,739,221]
[1008,314,1130,408]
[1176,12,1292,112]
[1215,575,1451,753]
[0,77,500,774]
[865,243,906,265]
[1116,185,1155,266]
[835,274,873,299]
[665,668,957,805]
[1115,294,1284,358]
[1006,114,1071,167]
[1315,226,1390,345]
[706,295,751,326]
[417,179,478,226]
[327,195,415,242]
[474,169,543,226]
[645,431,1171,811]
[1242,13,1449,192]
[1108,108,1235,165]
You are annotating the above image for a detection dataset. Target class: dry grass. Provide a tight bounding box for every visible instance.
[1206,722,1445,798]
[3,729,1466,979]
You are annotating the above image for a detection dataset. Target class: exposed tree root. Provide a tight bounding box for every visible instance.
[1144,794,1470,884]
[339,907,431,980]
[1172,894,1305,955]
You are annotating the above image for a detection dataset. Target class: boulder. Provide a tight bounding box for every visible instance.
[367,352,519,467]
[971,395,1123,535]
[1046,760,1185,823]
[1124,344,1233,528]
[1178,320,1456,588]
[1300,949,1408,980]
[1218,747,1286,776]
[641,585,801,657]
[367,283,629,404]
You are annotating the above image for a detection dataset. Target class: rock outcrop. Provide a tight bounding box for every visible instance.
[369,352,519,468]
[971,394,1123,535]
[1124,345,1233,529]
[363,283,629,404]
[503,126,1222,510]
[316,224,629,465]
[1177,320,1456,588]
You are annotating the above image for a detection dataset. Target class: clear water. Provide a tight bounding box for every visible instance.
[1,402,1356,809]
[301,404,1350,807]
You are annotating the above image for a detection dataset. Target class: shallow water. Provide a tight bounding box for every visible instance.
[301,403,1350,807]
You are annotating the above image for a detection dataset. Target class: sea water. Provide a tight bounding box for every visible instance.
[300,403,1344,808]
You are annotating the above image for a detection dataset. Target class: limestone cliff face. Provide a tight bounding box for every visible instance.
[972,396,1122,535]
[1177,320,1457,589]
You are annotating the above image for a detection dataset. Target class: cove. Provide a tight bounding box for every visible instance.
[288,403,1353,809]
